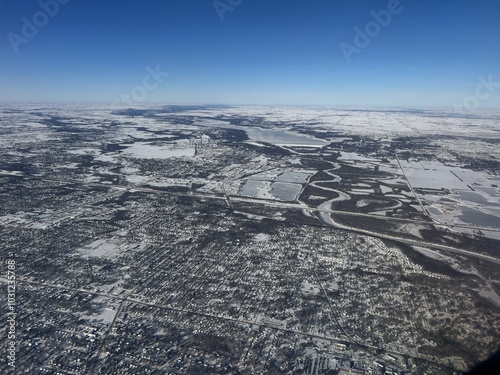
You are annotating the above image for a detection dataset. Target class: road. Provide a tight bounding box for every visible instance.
[11,278,447,368]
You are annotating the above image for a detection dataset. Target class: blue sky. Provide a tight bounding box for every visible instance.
[1,0,499,108]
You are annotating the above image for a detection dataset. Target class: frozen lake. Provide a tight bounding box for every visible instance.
[271,182,302,201]
[124,142,195,159]
[459,206,500,228]
[197,122,327,147]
